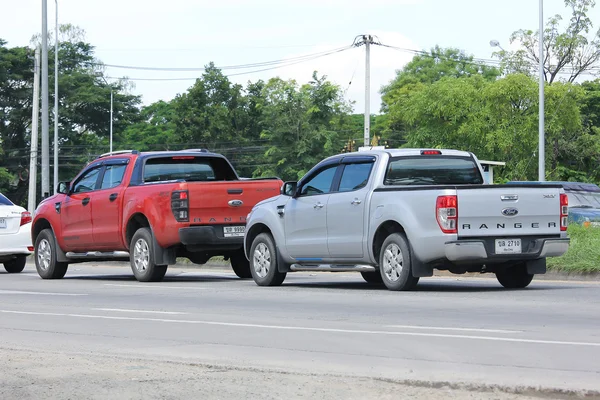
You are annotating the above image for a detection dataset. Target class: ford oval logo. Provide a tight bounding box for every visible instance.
[501,207,519,217]
[228,199,243,207]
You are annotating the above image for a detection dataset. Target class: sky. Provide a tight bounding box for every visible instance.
[1,0,592,114]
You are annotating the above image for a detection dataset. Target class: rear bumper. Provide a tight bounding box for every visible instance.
[179,226,243,252]
[444,237,570,262]
[0,224,33,260]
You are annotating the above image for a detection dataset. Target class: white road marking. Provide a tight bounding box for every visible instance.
[0,290,87,296]
[103,284,201,289]
[1,309,598,348]
[385,325,522,334]
[93,308,187,315]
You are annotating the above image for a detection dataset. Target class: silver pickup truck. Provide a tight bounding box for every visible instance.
[243,149,570,291]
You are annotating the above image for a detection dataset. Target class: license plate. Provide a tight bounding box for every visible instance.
[0,218,6,229]
[223,225,245,237]
[495,238,521,254]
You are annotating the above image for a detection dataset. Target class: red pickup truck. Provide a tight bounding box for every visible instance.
[31,149,282,281]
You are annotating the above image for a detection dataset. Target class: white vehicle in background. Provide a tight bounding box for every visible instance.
[0,193,33,273]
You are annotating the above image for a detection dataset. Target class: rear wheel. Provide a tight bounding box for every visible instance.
[35,229,68,279]
[360,271,383,284]
[379,233,419,291]
[496,263,534,289]
[249,233,286,286]
[130,228,167,282]
[3,256,27,273]
[230,250,252,279]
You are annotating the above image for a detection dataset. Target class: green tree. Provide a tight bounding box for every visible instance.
[256,72,351,180]
[380,46,500,148]
[495,0,600,83]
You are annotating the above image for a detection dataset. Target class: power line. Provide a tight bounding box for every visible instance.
[92,45,353,72]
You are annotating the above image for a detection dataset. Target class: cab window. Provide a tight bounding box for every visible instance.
[299,166,338,196]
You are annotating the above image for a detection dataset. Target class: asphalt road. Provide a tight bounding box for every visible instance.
[1,262,600,399]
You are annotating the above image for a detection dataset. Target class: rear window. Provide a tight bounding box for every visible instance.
[143,156,237,183]
[0,193,14,206]
[384,156,484,185]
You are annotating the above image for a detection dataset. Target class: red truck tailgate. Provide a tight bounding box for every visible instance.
[187,180,280,231]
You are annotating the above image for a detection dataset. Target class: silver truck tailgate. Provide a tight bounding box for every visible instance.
[457,186,563,237]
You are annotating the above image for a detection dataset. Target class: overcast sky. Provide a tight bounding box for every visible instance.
[1,0,591,113]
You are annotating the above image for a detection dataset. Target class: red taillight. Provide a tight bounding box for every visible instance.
[436,195,458,234]
[171,190,189,222]
[172,156,195,160]
[421,150,442,155]
[20,211,32,226]
[560,193,568,231]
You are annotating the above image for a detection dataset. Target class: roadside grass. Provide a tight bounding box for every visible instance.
[547,225,600,273]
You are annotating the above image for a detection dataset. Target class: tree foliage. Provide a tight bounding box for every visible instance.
[495,0,600,83]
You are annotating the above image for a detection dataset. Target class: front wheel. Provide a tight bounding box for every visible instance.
[35,229,69,279]
[130,228,168,282]
[249,233,286,286]
[230,250,252,279]
[379,233,419,291]
[496,263,534,289]
[4,256,27,273]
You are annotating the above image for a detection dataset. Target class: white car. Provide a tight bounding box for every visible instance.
[0,193,33,273]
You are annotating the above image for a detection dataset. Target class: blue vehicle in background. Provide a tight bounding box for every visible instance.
[508,181,600,227]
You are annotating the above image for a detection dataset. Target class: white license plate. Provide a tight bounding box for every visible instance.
[223,225,245,237]
[0,218,6,229]
[495,238,521,254]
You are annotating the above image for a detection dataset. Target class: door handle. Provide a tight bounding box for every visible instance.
[82,197,90,206]
[351,198,362,205]
[314,202,324,209]
[109,193,118,202]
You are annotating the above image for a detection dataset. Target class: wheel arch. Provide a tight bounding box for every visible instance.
[245,223,272,259]
[125,213,150,249]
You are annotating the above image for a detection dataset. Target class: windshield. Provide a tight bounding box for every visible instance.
[567,191,600,209]
[0,193,14,206]
[384,156,484,185]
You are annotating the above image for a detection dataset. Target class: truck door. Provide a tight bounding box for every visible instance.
[91,160,129,248]
[284,164,339,260]
[60,165,102,251]
[326,158,374,258]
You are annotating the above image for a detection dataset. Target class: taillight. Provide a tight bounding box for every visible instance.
[560,193,568,231]
[171,190,189,222]
[421,150,442,155]
[436,195,458,234]
[20,211,32,226]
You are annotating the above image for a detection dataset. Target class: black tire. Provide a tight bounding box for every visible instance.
[360,271,383,284]
[249,233,286,286]
[496,263,534,289]
[130,227,168,282]
[35,229,69,279]
[230,250,252,279]
[3,256,27,273]
[379,233,419,291]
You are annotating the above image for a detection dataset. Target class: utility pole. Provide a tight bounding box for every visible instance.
[110,89,113,154]
[538,0,545,181]
[353,34,377,147]
[53,0,59,193]
[28,47,41,214]
[41,0,50,198]
[364,34,372,147]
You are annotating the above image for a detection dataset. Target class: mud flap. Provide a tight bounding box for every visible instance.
[526,258,546,275]
[411,245,433,277]
[152,233,177,265]
[276,246,291,273]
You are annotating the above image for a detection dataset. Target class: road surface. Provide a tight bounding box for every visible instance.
[1,262,599,399]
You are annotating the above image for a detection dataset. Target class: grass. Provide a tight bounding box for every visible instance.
[547,224,600,273]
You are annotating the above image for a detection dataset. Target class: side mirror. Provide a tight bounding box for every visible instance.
[57,181,71,195]
[281,181,298,197]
